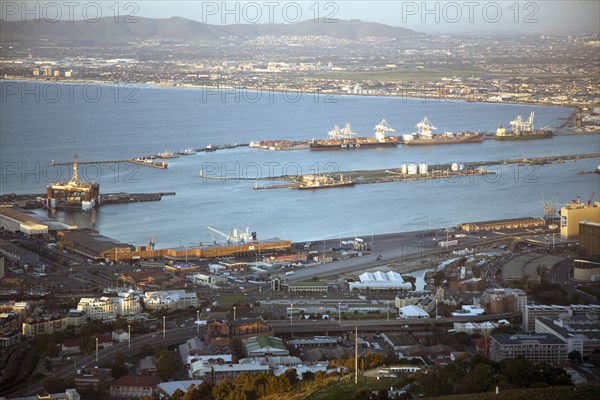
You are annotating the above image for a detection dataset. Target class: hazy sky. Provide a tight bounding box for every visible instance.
[132,0,599,33]
[4,1,599,33]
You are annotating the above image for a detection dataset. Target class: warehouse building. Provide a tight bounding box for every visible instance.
[458,217,545,232]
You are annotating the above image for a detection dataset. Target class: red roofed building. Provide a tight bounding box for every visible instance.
[110,375,160,398]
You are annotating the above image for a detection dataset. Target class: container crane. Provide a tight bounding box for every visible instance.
[588,192,596,205]
[374,119,395,142]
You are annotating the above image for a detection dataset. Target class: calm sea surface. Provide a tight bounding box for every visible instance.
[1,81,598,247]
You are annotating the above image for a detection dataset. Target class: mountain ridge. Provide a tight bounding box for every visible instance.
[0,16,422,44]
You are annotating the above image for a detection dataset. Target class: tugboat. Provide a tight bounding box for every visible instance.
[495,111,553,140]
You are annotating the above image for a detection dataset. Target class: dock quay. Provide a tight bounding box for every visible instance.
[248,153,599,190]
[1,192,175,209]
[51,158,168,169]
[100,192,175,204]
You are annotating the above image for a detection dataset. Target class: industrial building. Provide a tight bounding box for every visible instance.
[0,205,71,235]
[523,304,600,333]
[398,305,430,319]
[349,271,412,291]
[560,201,600,239]
[243,336,289,357]
[58,229,135,260]
[458,217,545,232]
[535,316,600,362]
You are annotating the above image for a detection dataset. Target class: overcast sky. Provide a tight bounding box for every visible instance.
[4,1,599,34]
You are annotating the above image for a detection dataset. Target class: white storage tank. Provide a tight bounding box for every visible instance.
[419,163,428,174]
[401,163,408,174]
[451,163,459,172]
[407,163,418,175]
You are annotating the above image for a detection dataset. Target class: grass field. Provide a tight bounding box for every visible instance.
[216,295,248,303]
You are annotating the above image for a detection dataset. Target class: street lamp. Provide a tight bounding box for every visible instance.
[233,306,237,321]
[163,316,166,338]
[338,302,341,324]
[128,324,131,349]
[95,337,98,362]
[290,303,293,325]
[196,309,200,334]
[435,299,438,319]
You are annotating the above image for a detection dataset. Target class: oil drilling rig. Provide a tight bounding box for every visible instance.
[47,154,100,211]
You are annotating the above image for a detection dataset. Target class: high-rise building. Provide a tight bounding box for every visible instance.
[560,201,600,239]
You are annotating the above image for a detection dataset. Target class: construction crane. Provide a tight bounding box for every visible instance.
[374,119,395,142]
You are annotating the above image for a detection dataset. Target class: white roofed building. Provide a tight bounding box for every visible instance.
[398,305,430,319]
[143,290,198,311]
[77,297,117,321]
[349,271,412,291]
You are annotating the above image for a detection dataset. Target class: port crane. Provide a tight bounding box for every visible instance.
[415,117,437,137]
[587,192,596,205]
[374,119,395,141]
[541,193,558,229]
[206,226,252,244]
[328,123,357,139]
[148,233,156,250]
[510,111,535,134]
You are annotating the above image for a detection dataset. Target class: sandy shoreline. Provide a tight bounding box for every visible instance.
[1,75,577,110]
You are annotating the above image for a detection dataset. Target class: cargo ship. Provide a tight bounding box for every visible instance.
[309,119,398,150]
[402,117,483,145]
[495,111,553,140]
[294,174,355,190]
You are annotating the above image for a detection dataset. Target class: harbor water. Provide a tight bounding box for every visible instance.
[1,81,598,247]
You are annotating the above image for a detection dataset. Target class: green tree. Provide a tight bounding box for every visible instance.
[79,336,96,354]
[156,348,176,381]
[45,343,59,358]
[111,351,128,379]
[282,368,299,386]
[44,377,66,393]
[171,389,185,400]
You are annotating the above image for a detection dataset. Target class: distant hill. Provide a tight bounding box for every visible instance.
[0,16,420,44]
